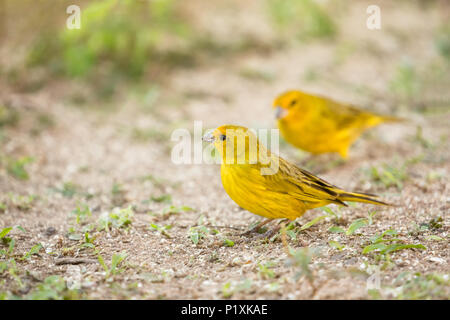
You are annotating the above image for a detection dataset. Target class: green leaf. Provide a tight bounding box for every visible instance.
[426,235,444,241]
[7,157,33,180]
[368,211,378,225]
[189,226,208,245]
[68,233,82,241]
[382,243,426,254]
[300,215,327,231]
[346,218,369,235]
[328,240,345,250]
[16,226,26,233]
[328,226,345,233]
[97,254,108,273]
[0,227,12,239]
[223,239,235,247]
[22,243,42,260]
[150,194,172,204]
[190,232,199,245]
[286,229,297,240]
[8,238,15,255]
[111,252,127,275]
[370,229,398,243]
[320,206,337,218]
[363,242,388,254]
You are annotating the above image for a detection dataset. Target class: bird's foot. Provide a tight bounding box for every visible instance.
[240,218,274,237]
[249,225,281,241]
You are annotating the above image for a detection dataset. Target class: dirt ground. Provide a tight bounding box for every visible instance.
[0,0,449,299]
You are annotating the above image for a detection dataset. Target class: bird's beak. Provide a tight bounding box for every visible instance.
[275,106,287,119]
[202,132,215,143]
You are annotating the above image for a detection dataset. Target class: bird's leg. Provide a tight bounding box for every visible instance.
[256,224,281,240]
[252,219,290,240]
[240,218,274,236]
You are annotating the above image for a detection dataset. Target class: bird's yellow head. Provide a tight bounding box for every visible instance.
[202,125,265,165]
[273,90,306,121]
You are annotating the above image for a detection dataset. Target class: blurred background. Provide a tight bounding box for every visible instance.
[1,0,449,171]
[0,0,449,300]
[1,0,449,113]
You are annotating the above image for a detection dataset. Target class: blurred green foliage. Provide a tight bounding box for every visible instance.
[0,105,20,128]
[389,60,420,101]
[28,0,190,79]
[434,23,450,62]
[266,0,337,40]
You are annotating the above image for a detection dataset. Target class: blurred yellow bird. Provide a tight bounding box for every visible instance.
[274,90,401,159]
[203,125,389,233]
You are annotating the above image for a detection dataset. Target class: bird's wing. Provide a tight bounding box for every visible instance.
[321,97,376,131]
[259,158,346,205]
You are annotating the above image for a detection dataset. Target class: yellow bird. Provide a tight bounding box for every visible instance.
[274,90,401,159]
[203,125,389,235]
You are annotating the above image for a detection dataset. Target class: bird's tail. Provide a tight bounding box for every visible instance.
[338,191,391,206]
[365,113,405,128]
[380,115,406,123]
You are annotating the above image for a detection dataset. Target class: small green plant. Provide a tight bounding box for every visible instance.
[150,194,172,204]
[97,206,134,231]
[0,105,20,128]
[267,0,337,40]
[346,218,369,236]
[81,231,96,249]
[149,205,193,221]
[363,229,426,257]
[21,243,43,260]
[27,275,78,300]
[222,239,235,247]
[434,23,450,62]
[70,204,92,224]
[6,156,33,180]
[299,214,328,231]
[111,183,127,206]
[0,227,12,239]
[328,240,345,251]
[221,279,253,298]
[285,247,321,296]
[98,252,127,278]
[189,226,210,245]
[4,259,23,288]
[413,126,434,149]
[150,223,173,238]
[369,163,407,189]
[389,60,420,101]
[391,272,449,299]
[162,205,192,214]
[53,182,80,198]
[328,226,345,233]
[299,207,340,232]
[0,227,15,257]
[409,216,443,236]
[286,247,318,283]
[8,193,35,210]
[258,262,276,279]
[421,216,443,230]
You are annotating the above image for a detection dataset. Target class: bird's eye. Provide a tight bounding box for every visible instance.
[219,134,226,141]
[289,99,297,108]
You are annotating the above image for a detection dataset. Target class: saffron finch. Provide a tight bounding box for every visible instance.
[203,125,389,228]
[274,90,402,158]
